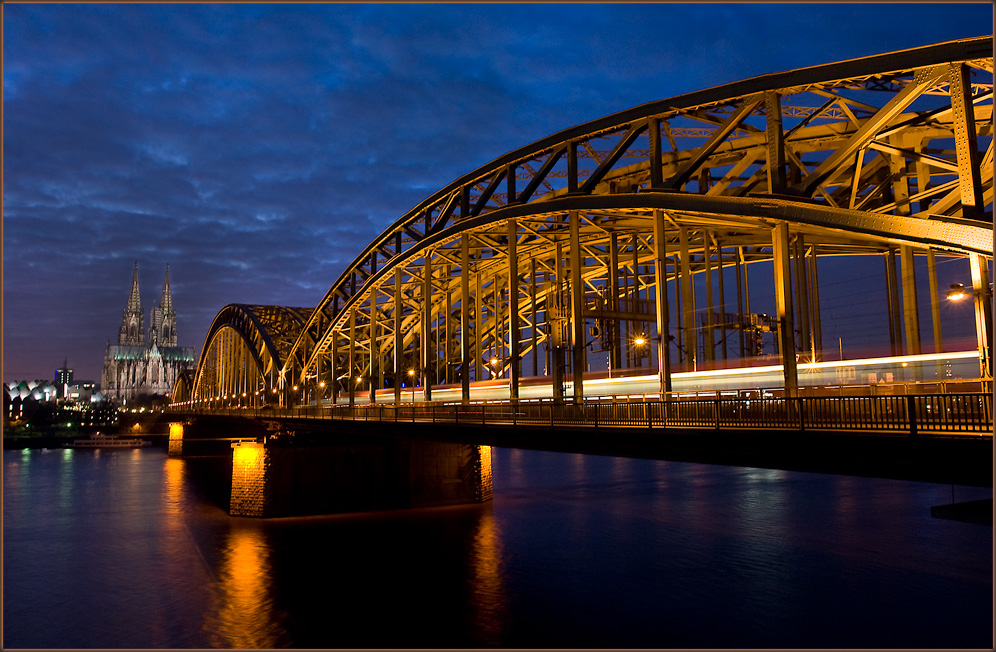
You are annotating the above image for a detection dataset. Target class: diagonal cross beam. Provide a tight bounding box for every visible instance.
[790,65,947,197]
[663,94,764,191]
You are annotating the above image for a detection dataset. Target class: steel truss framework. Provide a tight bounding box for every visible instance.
[181,304,313,404]
[180,37,994,408]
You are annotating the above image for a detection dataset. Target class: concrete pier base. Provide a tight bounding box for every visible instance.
[167,422,185,456]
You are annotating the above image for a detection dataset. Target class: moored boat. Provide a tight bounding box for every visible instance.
[68,432,152,449]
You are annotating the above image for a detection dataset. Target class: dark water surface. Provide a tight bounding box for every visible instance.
[3,444,992,649]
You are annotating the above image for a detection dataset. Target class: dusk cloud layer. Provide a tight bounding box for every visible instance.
[3,3,991,381]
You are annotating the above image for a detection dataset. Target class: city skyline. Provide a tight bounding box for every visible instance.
[3,2,992,381]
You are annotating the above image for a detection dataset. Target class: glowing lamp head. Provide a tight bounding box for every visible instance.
[946,284,967,301]
[490,357,499,366]
[408,369,416,377]
[633,335,647,347]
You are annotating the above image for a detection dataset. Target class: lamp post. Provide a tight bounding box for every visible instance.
[408,368,416,404]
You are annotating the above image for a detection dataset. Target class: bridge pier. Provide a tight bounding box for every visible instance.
[168,422,185,456]
[228,436,493,518]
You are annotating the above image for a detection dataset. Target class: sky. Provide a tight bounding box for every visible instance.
[3,2,993,382]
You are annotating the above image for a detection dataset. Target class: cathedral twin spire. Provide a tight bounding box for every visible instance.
[118,262,177,348]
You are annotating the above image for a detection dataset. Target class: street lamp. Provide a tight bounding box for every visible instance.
[408,368,416,403]
[947,283,968,301]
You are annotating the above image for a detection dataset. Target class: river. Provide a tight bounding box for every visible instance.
[3,444,991,648]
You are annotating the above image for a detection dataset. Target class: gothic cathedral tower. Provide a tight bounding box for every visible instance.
[118,261,145,346]
[102,263,195,403]
[150,265,177,347]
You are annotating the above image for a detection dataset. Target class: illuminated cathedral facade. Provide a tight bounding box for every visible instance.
[101,263,196,403]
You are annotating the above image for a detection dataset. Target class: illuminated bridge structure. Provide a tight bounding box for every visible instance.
[174,38,994,435]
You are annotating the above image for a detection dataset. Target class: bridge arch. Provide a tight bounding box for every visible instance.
[188,304,314,408]
[181,37,993,409]
[279,36,992,406]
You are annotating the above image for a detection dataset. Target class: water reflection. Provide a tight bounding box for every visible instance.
[3,447,990,649]
[58,448,75,509]
[206,522,286,649]
[468,506,507,645]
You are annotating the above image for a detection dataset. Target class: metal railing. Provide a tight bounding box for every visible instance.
[169,393,993,437]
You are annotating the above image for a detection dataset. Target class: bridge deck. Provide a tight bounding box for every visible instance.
[177,393,992,438]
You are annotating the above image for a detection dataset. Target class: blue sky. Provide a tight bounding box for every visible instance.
[3,2,993,381]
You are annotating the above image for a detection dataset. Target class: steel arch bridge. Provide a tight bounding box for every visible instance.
[178,37,994,410]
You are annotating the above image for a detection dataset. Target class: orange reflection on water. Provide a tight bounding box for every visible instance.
[207,523,284,649]
[468,502,507,644]
[163,457,185,515]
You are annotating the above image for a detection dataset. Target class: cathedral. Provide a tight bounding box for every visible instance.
[101,263,196,403]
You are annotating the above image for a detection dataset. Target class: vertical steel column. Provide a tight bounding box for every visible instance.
[445,264,452,384]
[530,257,538,376]
[926,250,943,355]
[649,118,664,189]
[567,140,579,193]
[970,254,992,379]
[493,271,501,377]
[369,293,378,404]
[717,241,727,361]
[736,247,745,358]
[885,251,902,356]
[927,249,944,380]
[809,244,822,355]
[348,308,357,408]
[653,209,672,396]
[476,270,483,381]
[508,219,521,401]
[678,227,696,370]
[704,233,714,361]
[330,330,338,407]
[765,91,786,193]
[394,268,403,405]
[552,240,565,403]
[899,246,921,357]
[772,222,798,396]
[675,250,683,364]
[621,241,630,366]
[570,211,585,404]
[633,233,642,365]
[422,254,433,402]
[609,232,621,370]
[794,235,811,358]
[461,234,471,404]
